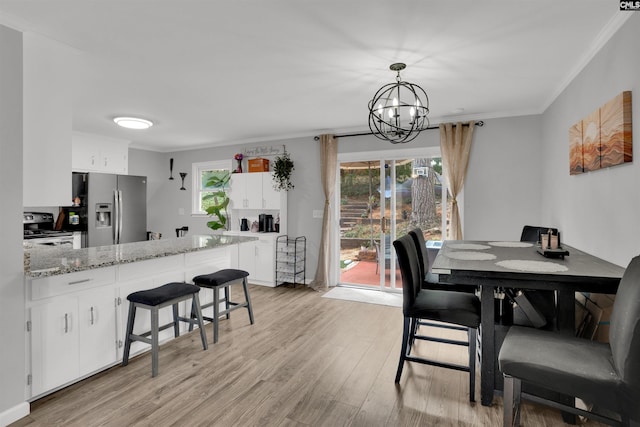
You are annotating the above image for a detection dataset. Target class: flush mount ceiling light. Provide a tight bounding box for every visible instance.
[113,116,153,130]
[368,63,430,144]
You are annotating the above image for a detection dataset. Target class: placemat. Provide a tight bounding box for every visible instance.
[447,243,491,250]
[446,251,497,261]
[488,241,533,248]
[496,259,568,272]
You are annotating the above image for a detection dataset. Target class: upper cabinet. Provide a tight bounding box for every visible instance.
[230,172,281,210]
[23,33,73,207]
[72,132,129,174]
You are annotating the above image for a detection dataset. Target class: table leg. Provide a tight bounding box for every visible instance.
[557,289,578,424]
[480,286,495,406]
[556,290,575,335]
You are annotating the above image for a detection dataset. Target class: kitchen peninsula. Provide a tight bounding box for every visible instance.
[24,234,256,400]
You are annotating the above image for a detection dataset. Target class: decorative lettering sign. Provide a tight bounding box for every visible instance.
[243,145,284,158]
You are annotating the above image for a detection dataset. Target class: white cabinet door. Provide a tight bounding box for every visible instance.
[262,173,280,209]
[72,140,99,172]
[99,144,128,175]
[229,174,247,209]
[72,132,129,174]
[30,298,79,397]
[245,173,263,209]
[78,287,118,377]
[254,237,275,284]
[237,240,257,277]
[237,235,275,286]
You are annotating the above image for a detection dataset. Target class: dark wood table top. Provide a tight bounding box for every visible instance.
[432,240,625,292]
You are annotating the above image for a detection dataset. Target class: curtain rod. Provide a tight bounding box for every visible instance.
[313,120,484,141]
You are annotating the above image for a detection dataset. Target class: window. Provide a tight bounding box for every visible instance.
[191,160,232,215]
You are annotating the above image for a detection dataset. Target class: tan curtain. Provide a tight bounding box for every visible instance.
[439,121,475,240]
[310,134,338,290]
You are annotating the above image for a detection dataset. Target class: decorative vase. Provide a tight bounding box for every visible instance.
[236,159,243,173]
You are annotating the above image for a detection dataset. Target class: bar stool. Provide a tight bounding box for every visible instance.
[190,269,254,343]
[122,282,208,377]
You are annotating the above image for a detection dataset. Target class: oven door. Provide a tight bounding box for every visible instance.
[25,236,75,248]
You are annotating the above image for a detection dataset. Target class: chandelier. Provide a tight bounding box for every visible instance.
[368,63,430,144]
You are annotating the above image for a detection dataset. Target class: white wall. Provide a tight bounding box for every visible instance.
[541,13,640,267]
[0,24,28,425]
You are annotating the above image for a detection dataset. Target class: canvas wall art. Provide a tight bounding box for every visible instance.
[568,91,632,175]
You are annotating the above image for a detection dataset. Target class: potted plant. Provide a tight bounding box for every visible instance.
[272,151,294,191]
[203,170,231,231]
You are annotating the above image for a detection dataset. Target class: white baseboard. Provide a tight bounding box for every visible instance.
[0,401,29,427]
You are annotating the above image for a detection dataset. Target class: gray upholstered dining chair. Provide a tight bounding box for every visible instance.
[498,255,640,426]
[393,234,481,401]
[408,228,475,294]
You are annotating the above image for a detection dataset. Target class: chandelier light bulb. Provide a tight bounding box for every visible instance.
[392,97,399,107]
[410,107,416,117]
[377,104,383,117]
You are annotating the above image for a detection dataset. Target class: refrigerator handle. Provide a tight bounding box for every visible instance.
[114,189,120,244]
[118,190,124,244]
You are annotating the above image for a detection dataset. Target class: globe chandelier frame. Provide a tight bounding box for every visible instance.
[367,63,430,144]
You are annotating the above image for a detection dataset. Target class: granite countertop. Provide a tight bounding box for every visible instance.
[24,234,257,278]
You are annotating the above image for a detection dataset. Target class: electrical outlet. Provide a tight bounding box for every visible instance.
[178,208,185,215]
[312,209,323,218]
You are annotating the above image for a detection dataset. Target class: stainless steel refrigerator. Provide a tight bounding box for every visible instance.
[79,172,147,247]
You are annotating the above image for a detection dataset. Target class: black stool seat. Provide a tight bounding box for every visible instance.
[122,281,207,377]
[191,269,254,343]
[193,269,249,287]
[127,282,201,306]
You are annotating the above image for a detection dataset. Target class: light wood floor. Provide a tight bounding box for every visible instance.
[13,285,602,426]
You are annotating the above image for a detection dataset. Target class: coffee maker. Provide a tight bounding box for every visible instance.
[240,218,249,231]
[259,214,274,232]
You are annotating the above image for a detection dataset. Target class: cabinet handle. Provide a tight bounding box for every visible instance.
[90,306,95,325]
[68,278,92,286]
[64,313,69,333]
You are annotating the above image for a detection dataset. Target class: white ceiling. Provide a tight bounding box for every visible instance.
[0,1,629,152]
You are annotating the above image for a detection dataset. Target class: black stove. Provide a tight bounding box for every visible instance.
[23,212,74,245]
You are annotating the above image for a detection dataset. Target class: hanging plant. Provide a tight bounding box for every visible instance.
[272,151,295,191]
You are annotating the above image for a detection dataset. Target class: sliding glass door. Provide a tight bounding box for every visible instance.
[339,154,446,291]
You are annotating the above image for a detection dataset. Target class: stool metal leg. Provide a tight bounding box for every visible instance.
[122,303,137,366]
[242,277,255,324]
[224,286,230,319]
[213,285,220,343]
[172,303,180,337]
[191,294,208,350]
[151,307,160,378]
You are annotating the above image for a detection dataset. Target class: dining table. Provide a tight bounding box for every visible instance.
[431,240,625,409]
